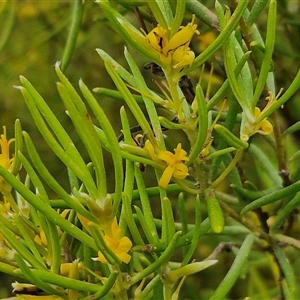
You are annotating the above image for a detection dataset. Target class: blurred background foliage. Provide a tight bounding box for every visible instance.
[1,0,300,298]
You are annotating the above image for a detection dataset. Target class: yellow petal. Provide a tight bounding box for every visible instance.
[158,150,173,164]
[147,25,168,52]
[173,163,189,179]
[159,166,175,188]
[163,16,199,55]
[172,47,195,68]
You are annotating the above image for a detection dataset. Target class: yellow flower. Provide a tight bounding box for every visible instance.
[241,90,283,141]
[158,143,189,188]
[0,126,15,175]
[143,141,189,187]
[94,218,132,264]
[146,16,199,69]
[252,107,273,136]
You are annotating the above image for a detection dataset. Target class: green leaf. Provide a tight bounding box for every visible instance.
[97,0,160,64]
[60,0,84,71]
[241,181,300,215]
[214,124,249,149]
[209,234,255,299]
[252,0,276,108]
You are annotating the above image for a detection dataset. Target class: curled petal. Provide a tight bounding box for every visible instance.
[256,120,273,135]
[173,163,189,179]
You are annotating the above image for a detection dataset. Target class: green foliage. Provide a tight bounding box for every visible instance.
[1,0,300,299]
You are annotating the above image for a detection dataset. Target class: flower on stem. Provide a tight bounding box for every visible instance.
[158,143,189,188]
[146,16,199,69]
[94,218,132,264]
[144,141,189,188]
[252,107,273,136]
[241,90,282,141]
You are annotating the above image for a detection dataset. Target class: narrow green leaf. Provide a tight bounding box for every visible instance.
[257,67,300,122]
[104,60,156,146]
[183,0,249,74]
[248,143,281,187]
[181,196,201,265]
[93,87,144,105]
[0,219,46,271]
[129,231,182,285]
[273,244,296,298]
[241,181,300,215]
[0,165,97,250]
[124,47,165,149]
[214,124,249,149]
[207,51,251,110]
[14,266,110,293]
[170,0,186,36]
[209,233,255,299]
[252,0,276,107]
[81,80,124,209]
[22,131,97,222]
[0,1,15,52]
[186,0,219,30]
[223,33,253,120]
[134,205,159,247]
[246,0,269,25]
[271,192,300,230]
[161,197,175,244]
[18,80,98,197]
[12,215,45,267]
[97,0,160,64]
[187,85,208,165]
[145,0,170,29]
[15,254,64,296]
[47,218,61,274]
[96,49,135,85]
[61,0,84,71]
[122,194,145,246]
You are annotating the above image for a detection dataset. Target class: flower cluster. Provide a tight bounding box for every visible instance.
[144,141,189,188]
[146,16,199,69]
